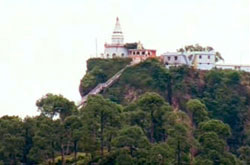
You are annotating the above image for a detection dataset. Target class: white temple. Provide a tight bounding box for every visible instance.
[103,17,129,58]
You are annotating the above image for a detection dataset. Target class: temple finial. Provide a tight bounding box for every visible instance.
[114,17,122,33]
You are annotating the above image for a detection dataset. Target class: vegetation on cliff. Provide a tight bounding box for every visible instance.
[79,58,131,96]
[0,58,250,164]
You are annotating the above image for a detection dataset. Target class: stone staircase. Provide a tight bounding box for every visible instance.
[78,64,132,108]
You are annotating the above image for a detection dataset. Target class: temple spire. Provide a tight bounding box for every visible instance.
[112,17,124,44]
[113,17,122,34]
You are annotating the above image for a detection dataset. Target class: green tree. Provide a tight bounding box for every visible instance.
[238,146,250,164]
[36,94,78,164]
[21,117,37,164]
[98,149,135,165]
[167,122,192,165]
[81,95,122,157]
[112,126,150,157]
[0,116,24,165]
[203,70,248,152]
[198,119,231,139]
[36,93,77,122]
[128,92,172,143]
[114,151,134,165]
[199,132,226,153]
[197,133,238,165]
[196,120,237,164]
[147,143,174,165]
[186,99,209,126]
[64,115,84,163]
[27,116,60,164]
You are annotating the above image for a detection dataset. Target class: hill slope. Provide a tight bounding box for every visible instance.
[80,58,250,152]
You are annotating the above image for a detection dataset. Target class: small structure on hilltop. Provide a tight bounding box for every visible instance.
[128,41,156,64]
[102,17,156,63]
[161,51,216,70]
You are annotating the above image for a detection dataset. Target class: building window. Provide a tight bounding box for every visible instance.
[121,53,124,57]
[168,57,171,61]
[208,55,210,59]
[133,51,135,55]
[142,51,145,55]
[175,56,178,60]
[137,51,140,55]
[148,52,151,55]
[199,55,202,59]
[112,53,116,58]
[107,54,109,58]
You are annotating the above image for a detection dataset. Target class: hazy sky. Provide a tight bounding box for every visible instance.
[0,0,249,118]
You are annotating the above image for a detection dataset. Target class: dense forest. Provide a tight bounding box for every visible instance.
[1,58,250,164]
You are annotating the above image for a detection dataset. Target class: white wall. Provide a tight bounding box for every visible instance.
[195,54,216,70]
[104,47,128,58]
[198,63,215,70]
[215,65,250,72]
[241,66,250,72]
[161,52,216,70]
[161,53,188,66]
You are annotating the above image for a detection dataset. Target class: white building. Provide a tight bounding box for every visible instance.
[189,51,216,70]
[215,64,250,72]
[161,52,189,67]
[102,18,157,63]
[103,17,129,58]
[161,51,250,72]
[161,51,216,70]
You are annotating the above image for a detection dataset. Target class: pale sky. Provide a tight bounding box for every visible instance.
[0,0,249,118]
